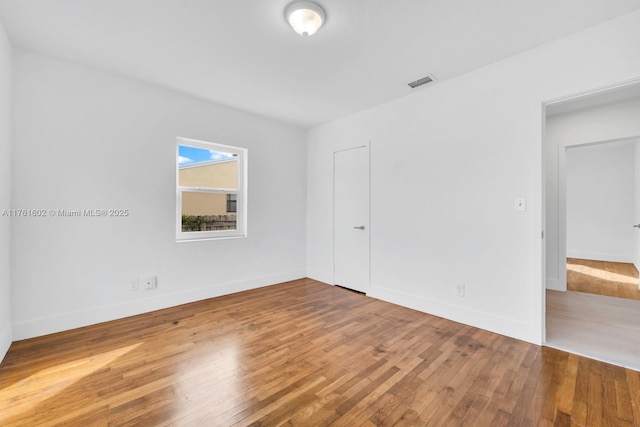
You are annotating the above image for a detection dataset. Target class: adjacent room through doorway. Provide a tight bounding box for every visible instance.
[544,80,640,370]
[564,137,640,301]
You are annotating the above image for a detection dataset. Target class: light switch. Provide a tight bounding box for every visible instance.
[514,198,526,212]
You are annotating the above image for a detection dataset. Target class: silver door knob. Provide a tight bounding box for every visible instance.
[634,224,640,228]
[353,226,365,230]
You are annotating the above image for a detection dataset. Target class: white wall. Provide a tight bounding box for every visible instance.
[307,9,640,345]
[0,22,12,361]
[11,50,307,339]
[566,140,636,262]
[636,142,640,272]
[545,98,640,290]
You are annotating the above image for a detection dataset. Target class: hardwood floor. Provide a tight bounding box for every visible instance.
[567,258,640,301]
[1,279,639,426]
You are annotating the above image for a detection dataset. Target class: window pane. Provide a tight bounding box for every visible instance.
[176,138,246,241]
[181,191,237,232]
[178,145,238,189]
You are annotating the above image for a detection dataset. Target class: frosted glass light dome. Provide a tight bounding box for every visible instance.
[286,1,326,37]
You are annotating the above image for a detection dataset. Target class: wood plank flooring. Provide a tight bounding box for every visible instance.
[567,258,640,301]
[1,279,639,426]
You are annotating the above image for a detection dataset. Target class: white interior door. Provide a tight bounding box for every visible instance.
[334,146,369,293]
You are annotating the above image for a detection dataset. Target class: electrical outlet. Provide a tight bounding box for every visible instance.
[142,276,157,290]
[130,278,140,291]
[456,284,465,297]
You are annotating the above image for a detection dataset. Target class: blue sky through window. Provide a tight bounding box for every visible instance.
[178,145,235,165]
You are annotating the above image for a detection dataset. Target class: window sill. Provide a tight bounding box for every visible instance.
[176,234,247,243]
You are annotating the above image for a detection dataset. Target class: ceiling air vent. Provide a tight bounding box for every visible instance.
[408,74,435,89]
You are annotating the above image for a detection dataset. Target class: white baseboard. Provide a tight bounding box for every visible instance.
[306,268,333,285]
[0,322,11,363]
[567,251,633,264]
[545,277,565,291]
[367,284,541,345]
[12,270,306,340]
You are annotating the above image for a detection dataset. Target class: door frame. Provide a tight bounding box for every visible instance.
[332,144,371,292]
[541,78,640,343]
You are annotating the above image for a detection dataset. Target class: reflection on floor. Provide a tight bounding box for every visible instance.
[567,258,640,301]
[546,289,640,371]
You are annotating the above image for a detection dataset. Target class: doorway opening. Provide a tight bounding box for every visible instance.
[542,80,640,370]
[564,137,640,301]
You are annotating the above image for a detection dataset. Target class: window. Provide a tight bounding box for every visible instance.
[176,137,247,241]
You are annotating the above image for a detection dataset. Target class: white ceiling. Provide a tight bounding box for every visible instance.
[1,0,639,128]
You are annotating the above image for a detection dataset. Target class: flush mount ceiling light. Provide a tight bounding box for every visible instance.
[286,1,326,37]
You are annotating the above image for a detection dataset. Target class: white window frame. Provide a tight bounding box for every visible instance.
[176,137,247,242]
